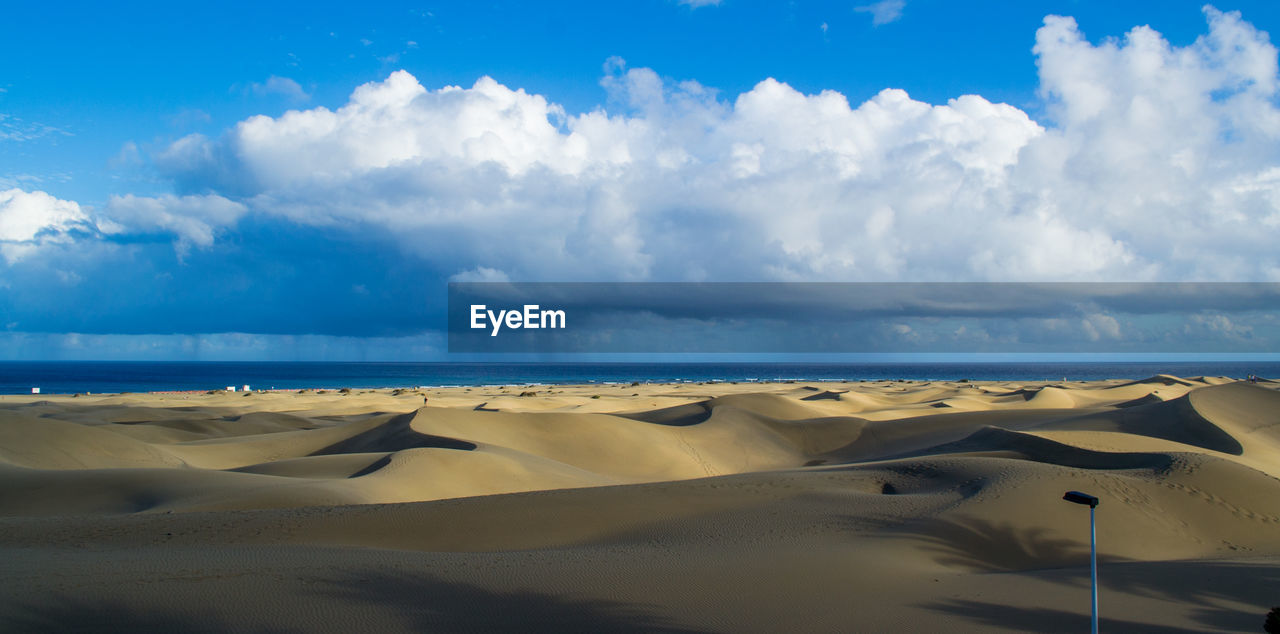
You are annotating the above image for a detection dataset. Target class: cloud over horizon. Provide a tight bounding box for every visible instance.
[4,6,1280,344]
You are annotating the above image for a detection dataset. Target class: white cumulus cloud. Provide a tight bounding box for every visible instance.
[82,6,1280,284]
[0,189,92,263]
[103,194,248,255]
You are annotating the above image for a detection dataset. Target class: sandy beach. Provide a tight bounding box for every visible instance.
[1,375,1278,632]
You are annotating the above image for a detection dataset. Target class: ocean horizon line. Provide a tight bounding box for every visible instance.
[3,360,1277,396]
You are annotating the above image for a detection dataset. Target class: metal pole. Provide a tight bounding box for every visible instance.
[1090,505,1098,634]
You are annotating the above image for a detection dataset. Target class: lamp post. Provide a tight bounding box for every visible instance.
[1063,491,1100,634]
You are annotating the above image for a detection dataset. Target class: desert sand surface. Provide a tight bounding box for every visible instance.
[1,375,1279,632]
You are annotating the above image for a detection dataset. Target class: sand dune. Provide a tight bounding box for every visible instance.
[1,376,1278,632]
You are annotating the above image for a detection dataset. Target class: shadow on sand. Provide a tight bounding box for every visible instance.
[921,599,1206,633]
[1079,559,1280,632]
[893,515,1094,573]
[885,517,1280,631]
[4,594,298,634]
[316,569,710,633]
[7,571,711,634]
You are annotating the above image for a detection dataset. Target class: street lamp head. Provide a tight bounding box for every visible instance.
[1063,491,1099,508]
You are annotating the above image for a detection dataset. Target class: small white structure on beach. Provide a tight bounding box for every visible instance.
[226,386,236,392]
[243,385,251,392]
[31,387,40,394]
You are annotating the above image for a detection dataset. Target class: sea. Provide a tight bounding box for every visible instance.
[1,361,1277,395]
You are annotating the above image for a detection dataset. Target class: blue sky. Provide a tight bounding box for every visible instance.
[8,0,1277,204]
[2,1,1280,359]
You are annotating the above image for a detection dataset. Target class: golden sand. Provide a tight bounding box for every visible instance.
[1,376,1277,631]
